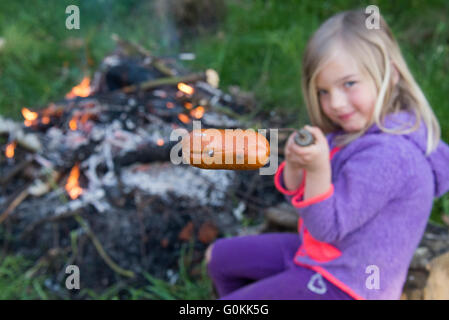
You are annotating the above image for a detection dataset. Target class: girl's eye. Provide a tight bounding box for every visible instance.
[344,81,356,88]
[317,89,328,96]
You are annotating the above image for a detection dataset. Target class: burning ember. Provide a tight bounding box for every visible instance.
[5,141,16,159]
[65,76,91,99]
[42,116,50,125]
[22,107,38,127]
[190,106,205,119]
[177,82,194,95]
[65,163,83,200]
[69,116,78,131]
[178,113,191,124]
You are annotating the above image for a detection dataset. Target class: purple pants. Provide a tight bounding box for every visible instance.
[207,233,354,300]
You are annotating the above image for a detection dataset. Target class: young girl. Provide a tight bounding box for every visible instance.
[205,9,449,300]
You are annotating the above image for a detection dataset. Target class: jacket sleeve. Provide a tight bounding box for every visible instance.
[294,138,411,243]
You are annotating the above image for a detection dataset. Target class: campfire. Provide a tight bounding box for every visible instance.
[0,35,286,297]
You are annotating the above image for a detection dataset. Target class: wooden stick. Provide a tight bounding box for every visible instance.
[75,215,135,278]
[20,209,81,240]
[111,33,152,58]
[25,247,71,280]
[111,33,175,77]
[121,72,206,94]
[0,157,34,185]
[0,185,30,225]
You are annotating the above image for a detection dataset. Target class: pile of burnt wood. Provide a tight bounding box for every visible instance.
[0,35,291,298]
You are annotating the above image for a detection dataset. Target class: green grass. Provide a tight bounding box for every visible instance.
[0,239,213,300]
[0,254,53,299]
[126,240,213,300]
[0,0,171,119]
[80,241,214,300]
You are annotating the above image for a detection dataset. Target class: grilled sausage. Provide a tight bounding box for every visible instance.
[182,129,270,170]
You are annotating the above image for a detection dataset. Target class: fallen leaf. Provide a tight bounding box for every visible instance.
[178,221,194,242]
[197,221,218,244]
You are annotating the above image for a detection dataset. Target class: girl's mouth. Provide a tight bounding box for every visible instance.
[338,112,355,121]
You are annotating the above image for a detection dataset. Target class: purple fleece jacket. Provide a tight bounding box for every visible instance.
[277,110,449,300]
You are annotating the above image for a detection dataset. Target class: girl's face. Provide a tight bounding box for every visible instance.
[315,49,378,133]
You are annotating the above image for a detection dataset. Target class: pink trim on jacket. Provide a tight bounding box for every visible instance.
[274,161,306,196]
[296,218,342,263]
[290,146,341,207]
[291,184,334,208]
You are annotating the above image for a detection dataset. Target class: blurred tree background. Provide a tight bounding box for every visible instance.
[0,0,448,298]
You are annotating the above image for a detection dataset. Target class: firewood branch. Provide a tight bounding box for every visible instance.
[74,214,135,279]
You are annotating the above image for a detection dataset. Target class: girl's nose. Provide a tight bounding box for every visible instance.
[329,89,347,111]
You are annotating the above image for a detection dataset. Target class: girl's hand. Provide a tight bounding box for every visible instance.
[284,125,330,173]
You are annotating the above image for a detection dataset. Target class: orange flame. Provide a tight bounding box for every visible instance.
[66,77,91,99]
[22,107,38,120]
[190,106,205,119]
[184,102,193,110]
[5,141,16,159]
[69,116,78,131]
[178,114,191,124]
[157,139,164,146]
[177,82,194,95]
[42,116,50,125]
[22,107,38,126]
[80,113,90,124]
[65,163,83,200]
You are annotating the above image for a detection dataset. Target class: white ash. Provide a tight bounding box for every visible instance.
[54,197,83,215]
[13,130,42,152]
[120,162,235,207]
[102,137,114,173]
[54,187,110,214]
[0,116,42,152]
[232,201,246,221]
[81,188,110,213]
[28,179,50,197]
[142,122,180,144]
[81,135,118,190]
[45,127,85,153]
[152,90,168,99]
[83,154,103,187]
[63,130,90,150]
[91,121,144,156]
[0,115,20,134]
[102,55,121,68]
[90,125,106,142]
[200,112,242,128]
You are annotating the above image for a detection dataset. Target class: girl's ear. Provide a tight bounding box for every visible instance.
[391,62,400,86]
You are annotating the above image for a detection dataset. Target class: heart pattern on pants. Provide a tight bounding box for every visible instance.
[307,273,327,295]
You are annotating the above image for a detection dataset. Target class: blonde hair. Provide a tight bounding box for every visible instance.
[301,9,440,155]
